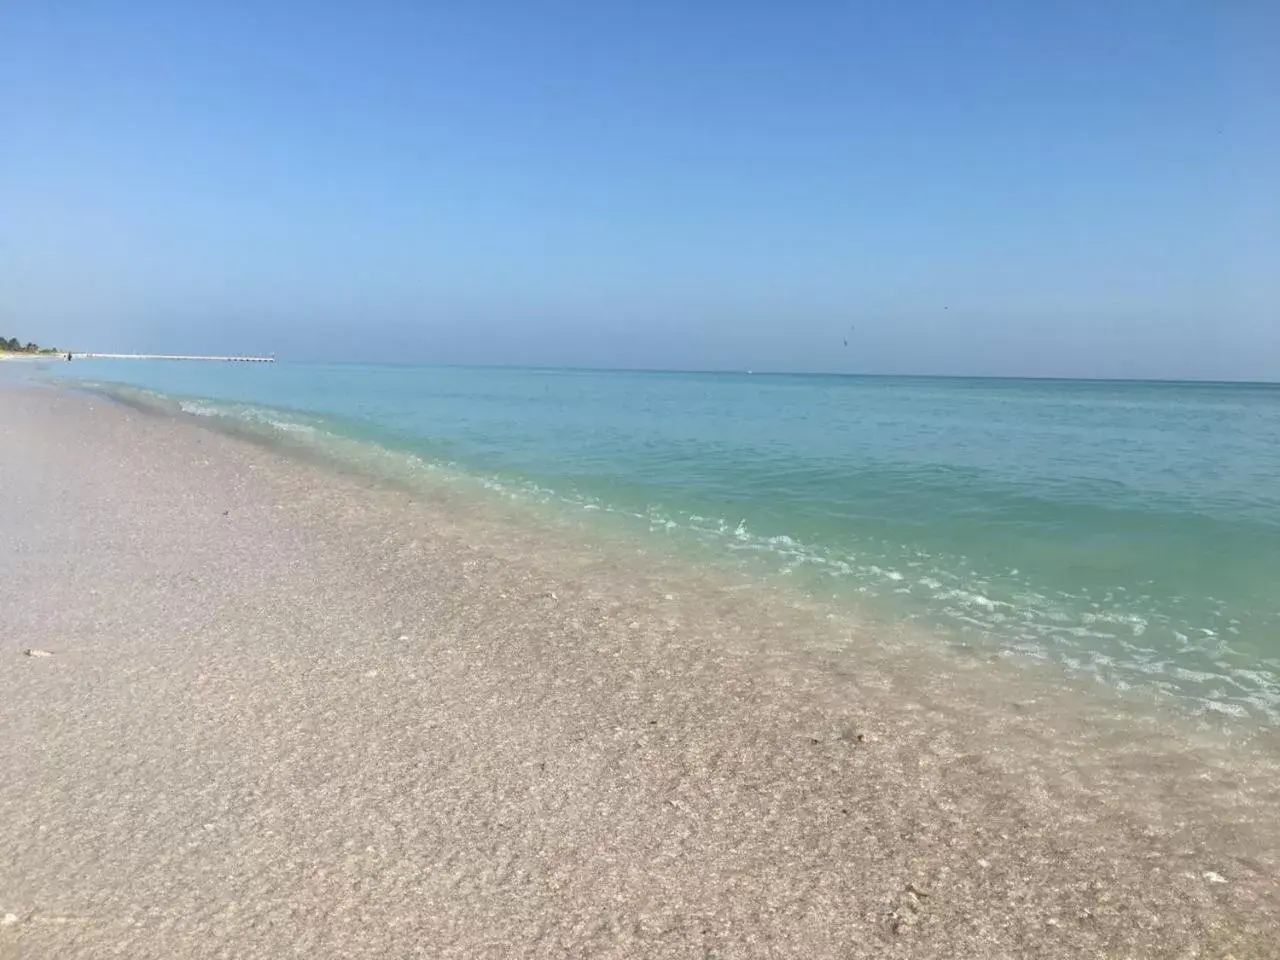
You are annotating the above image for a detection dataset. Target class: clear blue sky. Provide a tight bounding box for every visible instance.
[2,1,1277,377]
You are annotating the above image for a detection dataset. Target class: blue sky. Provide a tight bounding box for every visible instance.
[2,1,1277,377]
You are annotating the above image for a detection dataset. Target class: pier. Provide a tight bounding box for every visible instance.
[73,353,275,363]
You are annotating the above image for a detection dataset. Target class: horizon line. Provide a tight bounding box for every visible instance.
[275,359,1280,387]
[58,353,1280,385]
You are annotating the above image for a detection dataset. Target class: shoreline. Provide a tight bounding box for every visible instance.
[59,373,1280,732]
[3,383,1278,957]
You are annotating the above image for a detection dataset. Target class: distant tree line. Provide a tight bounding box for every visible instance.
[1,336,61,354]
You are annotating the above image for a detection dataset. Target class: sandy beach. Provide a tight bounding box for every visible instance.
[2,382,1278,959]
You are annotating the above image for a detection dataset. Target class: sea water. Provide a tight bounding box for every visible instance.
[32,360,1280,723]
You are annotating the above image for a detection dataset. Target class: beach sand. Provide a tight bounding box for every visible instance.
[2,383,1278,959]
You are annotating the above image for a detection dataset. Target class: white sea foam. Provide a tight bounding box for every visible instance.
[178,401,221,418]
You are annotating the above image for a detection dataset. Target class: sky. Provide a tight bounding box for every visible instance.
[2,1,1278,378]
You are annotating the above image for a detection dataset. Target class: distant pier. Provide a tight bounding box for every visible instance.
[73,353,275,363]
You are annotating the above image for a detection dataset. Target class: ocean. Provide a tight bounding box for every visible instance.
[29,359,1280,725]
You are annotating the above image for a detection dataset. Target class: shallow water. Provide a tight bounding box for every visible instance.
[29,359,1280,723]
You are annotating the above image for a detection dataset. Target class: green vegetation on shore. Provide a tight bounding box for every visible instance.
[1,336,61,355]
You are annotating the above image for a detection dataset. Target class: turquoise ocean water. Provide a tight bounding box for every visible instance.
[30,360,1280,724]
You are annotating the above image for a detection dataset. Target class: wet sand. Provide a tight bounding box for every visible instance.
[2,383,1278,959]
